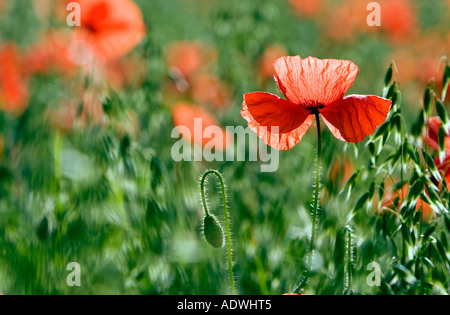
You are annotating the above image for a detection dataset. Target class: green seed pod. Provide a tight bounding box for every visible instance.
[203,215,224,249]
[384,64,393,87]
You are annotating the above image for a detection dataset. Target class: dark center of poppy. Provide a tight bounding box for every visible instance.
[303,100,325,111]
[85,3,110,33]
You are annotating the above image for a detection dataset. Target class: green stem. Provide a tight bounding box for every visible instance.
[294,111,322,293]
[344,226,353,294]
[200,170,236,295]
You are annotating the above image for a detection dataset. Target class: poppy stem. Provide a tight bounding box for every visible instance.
[200,170,236,295]
[294,111,322,293]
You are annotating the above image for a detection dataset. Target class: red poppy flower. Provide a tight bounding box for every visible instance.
[288,0,322,18]
[105,55,147,89]
[166,41,215,80]
[381,184,435,222]
[23,31,78,77]
[329,156,354,189]
[69,0,146,62]
[437,156,450,187]
[424,117,450,156]
[322,0,369,42]
[380,0,417,44]
[191,73,232,111]
[241,56,392,150]
[258,44,288,83]
[172,102,231,151]
[0,44,29,114]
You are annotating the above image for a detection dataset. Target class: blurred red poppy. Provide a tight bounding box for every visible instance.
[166,41,215,80]
[0,44,29,114]
[191,73,232,111]
[381,184,435,222]
[329,156,354,189]
[381,0,417,44]
[241,56,392,150]
[258,44,288,83]
[437,156,450,186]
[288,0,322,18]
[322,0,368,42]
[69,0,146,62]
[424,117,450,156]
[171,102,231,151]
[105,55,147,89]
[23,32,78,77]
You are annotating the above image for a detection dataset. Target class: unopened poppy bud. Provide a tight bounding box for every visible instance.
[203,214,224,249]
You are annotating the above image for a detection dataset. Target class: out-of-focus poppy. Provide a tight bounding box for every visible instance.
[69,0,146,62]
[105,55,147,89]
[191,73,232,111]
[288,0,322,18]
[171,102,231,151]
[423,117,450,156]
[0,44,29,114]
[381,184,435,222]
[241,56,392,150]
[258,44,288,84]
[438,156,450,187]
[380,0,417,44]
[388,49,417,85]
[23,32,78,77]
[166,41,215,80]
[322,0,368,42]
[328,156,354,189]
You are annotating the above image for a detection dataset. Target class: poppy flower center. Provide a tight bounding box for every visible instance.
[303,100,325,110]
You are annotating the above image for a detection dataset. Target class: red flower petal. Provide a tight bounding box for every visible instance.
[241,92,314,150]
[424,117,450,155]
[320,95,392,143]
[273,56,359,107]
[71,0,146,61]
[0,44,29,114]
[172,102,231,151]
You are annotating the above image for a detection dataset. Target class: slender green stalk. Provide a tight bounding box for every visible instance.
[294,111,322,293]
[200,170,236,295]
[344,226,354,294]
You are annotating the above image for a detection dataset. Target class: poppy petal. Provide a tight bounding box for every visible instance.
[273,56,359,106]
[241,92,314,150]
[72,0,146,61]
[320,95,392,143]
